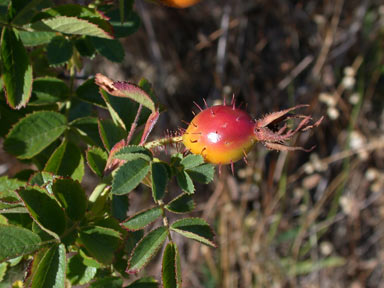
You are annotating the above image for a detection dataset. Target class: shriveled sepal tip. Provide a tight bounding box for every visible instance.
[253,105,324,152]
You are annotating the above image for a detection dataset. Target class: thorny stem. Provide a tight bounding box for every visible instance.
[157,200,173,242]
[126,104,143,144]
[144,136,183,150]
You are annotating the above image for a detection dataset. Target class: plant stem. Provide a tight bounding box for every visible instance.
[126,104,142,144]
[158,200,173,242]
[144,136,183,150]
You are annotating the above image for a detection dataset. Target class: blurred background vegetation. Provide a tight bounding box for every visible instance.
[1,0,384,287]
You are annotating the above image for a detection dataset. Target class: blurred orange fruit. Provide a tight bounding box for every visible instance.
[157,0,201,8]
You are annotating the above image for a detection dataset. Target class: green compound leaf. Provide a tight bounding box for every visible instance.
[1,27,33,109]
[162,242,182,288]
[121,206,162,231]
[170,218,216,247]
[127,226,168,274]
[44,140,85,182]
[98,119,126,151]
[151,162,168,201]
[67,254,97,286]
[70,117,104,147]
[112,158,150,195]
[46,36,73,66]
[19,30,56,47]
[17,186,66,236]
[187,163,215,184]
[86,146,107,177]
[90,37,124,62]
[79,226,122,265]
[30,77,69,105]
[180,154,204,169]
[114,145,153,162]
[165,193,195,214]
[76,78,106,107]
[126,276,159,288]
[52,178,87,221]
[107,9,141,38]
[4,111,67,159]
[89,276,123,288]
[176,170,194,194]
[31,16,113,39]
[30,244,66,288]
[0,225,42,262]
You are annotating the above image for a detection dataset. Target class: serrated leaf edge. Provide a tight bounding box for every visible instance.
[127,226,168,274]
[121,206,162,231]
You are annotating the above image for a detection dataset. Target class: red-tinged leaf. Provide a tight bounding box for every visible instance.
[140,110,159,144]
[104,138,126,173]
[95,73,156,112]
[162,242,182,288]
[127,226,168,274]
[1,28,33,109]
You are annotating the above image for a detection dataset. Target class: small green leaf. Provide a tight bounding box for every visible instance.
[170,218,216,247]
[86,146,108,177]
[0,262,7,282]
[91,37,124,62]
[181,154,204,169]
[46,36,73,66]
[4,111,67,159]
[127,226,168,274]
[52,178,87,221]
[162,242,182,288]
[70,117,104,147]
[74,37,96,58]
[121,207,162,231]
[107,9,140,38]
[176,170,194,194]
[114,145,153,162]
[67,254,97,285]
[44,140,84,182]
[19,30,56,47]
[79,226,122,265]
[30,77,69,105]
[0,225,42,262]
[30,244,66,288]
[28,172,55,192]
[89,276,123,288]
[165,193,195,214]
[17,186,66,236]
[0,176,25,203]
[76,78,106,107]
[98,119,126,151]
[31,16,113,39]
[1,27,33,109]
[126,277,159,288]
[112,158,150,195]
[151,162,168,201]
[187,163,215,184]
